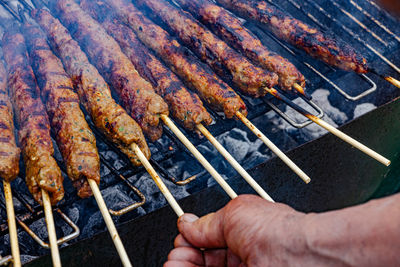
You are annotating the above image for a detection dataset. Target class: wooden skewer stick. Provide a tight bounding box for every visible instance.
[3,181,21,267]
[293,83,312,100]
[132,143,184,217]
[88,179,132,267]
[383,75,400,89]
[196,124,274,202]
[265,88,391,166]
[235,111,311,184]
[370,69,400,89]
[41,189,61,267]
[161,115,238,199]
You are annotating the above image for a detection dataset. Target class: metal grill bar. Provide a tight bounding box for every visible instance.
[296,0,400,74]
[331,0,388,47]
[0,187,80,249]
[0,255,12,266]
[264,95,325,128]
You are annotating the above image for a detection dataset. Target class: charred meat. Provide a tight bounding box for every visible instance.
[215,0,368,73]
[2,27,64,205]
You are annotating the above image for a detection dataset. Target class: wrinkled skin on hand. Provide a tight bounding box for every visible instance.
[165,195,306,266]
[165,194,400,267]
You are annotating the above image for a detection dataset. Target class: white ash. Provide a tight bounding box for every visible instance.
[353,103,376,118]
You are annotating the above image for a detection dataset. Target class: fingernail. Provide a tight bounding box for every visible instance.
[181,213,198,223]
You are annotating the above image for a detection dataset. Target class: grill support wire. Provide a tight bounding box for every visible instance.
[258,26,378,101]
[0,0,398,263]
[284,0,400,75]
[0,186,80,249]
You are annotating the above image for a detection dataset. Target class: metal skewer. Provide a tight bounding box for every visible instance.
[265,87,391,166]
[2,180,21,267]
[41,189,62,267]
[235,111,311,184]
[196,124,274,202]
[161,115,238,199]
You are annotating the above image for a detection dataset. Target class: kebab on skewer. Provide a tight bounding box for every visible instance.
[81,0,273,201]
[29,8,150,166]
[21,20,100,199]
[14,13,134,265]
[213,0,400,89]
[0,57,21,267]
[100,0,312,183]
[2,25,64,266]
[135,0,280,98]
[49,0,238,199]
[171,0,307,96]
[30,7,186,219]
[2,26,64,206]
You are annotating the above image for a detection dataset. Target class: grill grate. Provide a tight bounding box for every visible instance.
[0,0,399,261]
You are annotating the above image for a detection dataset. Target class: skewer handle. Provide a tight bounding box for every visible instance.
[42,189,62,267]
[88,179,132,267]
[161,115,238,199]
[132,143,185,217]
[3,181,21,267]
[307,115,391,166]
[196,124,274,202]
[236,111,311,184]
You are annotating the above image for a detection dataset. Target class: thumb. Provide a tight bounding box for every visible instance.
[178,212,227,249]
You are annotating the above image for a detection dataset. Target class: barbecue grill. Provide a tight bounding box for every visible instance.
[0,0,399,266]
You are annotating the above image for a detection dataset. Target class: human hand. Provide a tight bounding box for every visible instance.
[164,195,307,267]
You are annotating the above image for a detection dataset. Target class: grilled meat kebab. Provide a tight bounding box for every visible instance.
[80,0,212,130]
[214,0,368,73]
[0,59,20,183]
[22,22,100,198]
[136,0,278,97]
[31,8,151,165]
[103,0,247,119]
[50,0,169,142]
[2,27,64,205]
[173,0,305,91]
